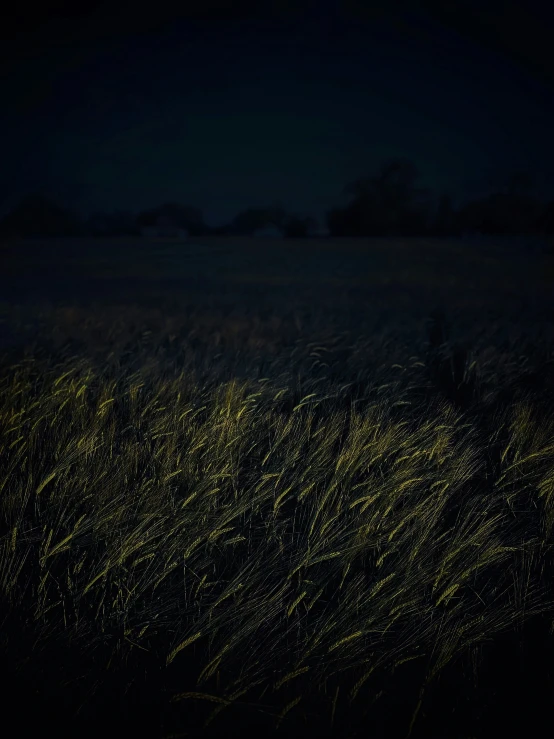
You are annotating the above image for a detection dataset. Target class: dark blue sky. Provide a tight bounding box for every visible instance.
[2,0,554,226]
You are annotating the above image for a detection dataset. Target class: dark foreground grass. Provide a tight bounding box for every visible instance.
[1,240,554,738]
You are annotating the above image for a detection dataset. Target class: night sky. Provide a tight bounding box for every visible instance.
[2,0,554,227]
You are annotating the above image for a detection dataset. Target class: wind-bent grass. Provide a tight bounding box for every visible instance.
[0,290,553,736]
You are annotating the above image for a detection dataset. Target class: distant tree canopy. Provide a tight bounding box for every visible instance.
[283,214,317,238]
[458,192,543,236]
[326,157,431,237]
[326,160,551,239]
[2,166,552,242]
[0,194,83,238]
[537,199,554,235]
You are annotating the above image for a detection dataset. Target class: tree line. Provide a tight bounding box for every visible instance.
[1,157,553,240]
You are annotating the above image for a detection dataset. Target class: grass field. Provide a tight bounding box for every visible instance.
[1,236,553,738]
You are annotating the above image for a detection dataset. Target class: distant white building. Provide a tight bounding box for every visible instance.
[252,225,284,238]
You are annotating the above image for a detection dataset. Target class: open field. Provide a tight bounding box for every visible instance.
[1,236,553,738]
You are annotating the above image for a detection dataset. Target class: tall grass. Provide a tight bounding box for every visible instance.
[1,294,553,737]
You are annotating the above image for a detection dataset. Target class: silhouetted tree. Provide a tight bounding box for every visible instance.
[0,194,83,238]
[284,214,317,238]
[457,190,542,236]
[458,169,545,236]
[327,157,431,237]
[534,198,554,235]
[326,203,358,237]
